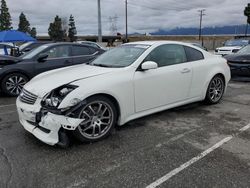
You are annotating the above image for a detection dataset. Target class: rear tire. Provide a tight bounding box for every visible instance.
[73,96,117,143]
[1,73,29,97]
[205,75,225,104]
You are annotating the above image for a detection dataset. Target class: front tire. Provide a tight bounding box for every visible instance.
[73,96,117,143]
[205,75,225,104]
[1,73,29,97]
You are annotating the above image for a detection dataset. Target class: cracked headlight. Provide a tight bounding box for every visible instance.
[42,85,78,108]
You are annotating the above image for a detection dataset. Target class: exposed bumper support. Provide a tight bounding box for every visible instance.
[17,99,84,145]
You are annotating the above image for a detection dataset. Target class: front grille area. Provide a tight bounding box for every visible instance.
[19,89,38,105]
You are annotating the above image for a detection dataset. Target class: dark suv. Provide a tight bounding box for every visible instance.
[0,42,105,96]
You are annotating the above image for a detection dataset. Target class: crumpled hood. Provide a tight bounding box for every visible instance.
[24,64,113,96]
[216,46,242,51]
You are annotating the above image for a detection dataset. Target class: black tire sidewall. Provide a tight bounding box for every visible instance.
[205,75,225,104]
[1,73,29,97]
[73,96,117,143]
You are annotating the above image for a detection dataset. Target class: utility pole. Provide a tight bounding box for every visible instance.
[198,9,206,41]
[125,0,128,43]
[97,0,102,42]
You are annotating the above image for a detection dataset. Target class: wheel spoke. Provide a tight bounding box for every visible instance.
[88,105,96,115]
[100,115,111,120]
[97,103,103,114]
[18,77,23,83]
[81,124,93,132]
[82,111,91,119]
[92,125,96,136]
[97,124,102,135]
[81,119,91,124]
[101,106,107,116]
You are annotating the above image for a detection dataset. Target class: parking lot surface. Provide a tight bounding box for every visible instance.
[0,81,250,188]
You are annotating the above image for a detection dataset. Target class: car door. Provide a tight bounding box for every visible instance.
[34,45,72,75]
[134,44,192,112]
[71,45,100,65]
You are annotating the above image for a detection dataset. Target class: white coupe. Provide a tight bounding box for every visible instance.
[16,41,231,146]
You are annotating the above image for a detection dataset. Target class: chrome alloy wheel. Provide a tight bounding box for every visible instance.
[77,101,114,139]
[208,76,224,103]
[5,75,27,95]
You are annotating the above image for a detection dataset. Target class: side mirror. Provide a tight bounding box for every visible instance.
[23,48,31,52]
[37,53,48,62]
[141,61,158,71]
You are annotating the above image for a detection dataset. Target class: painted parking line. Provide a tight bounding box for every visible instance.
[0,104,15,108]
[146,123,250,188]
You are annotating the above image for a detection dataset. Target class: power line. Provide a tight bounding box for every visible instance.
[128,2,185,11]
[128,0,193,11]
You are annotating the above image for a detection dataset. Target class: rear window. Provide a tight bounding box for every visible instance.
[72,46,91,56]
[89,47,98,54]
[184,46,204,62]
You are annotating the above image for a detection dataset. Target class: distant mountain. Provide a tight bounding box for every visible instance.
[151,25,250,35]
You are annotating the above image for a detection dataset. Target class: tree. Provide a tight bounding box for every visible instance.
[244,3,250,35]
[0,0,12,30]
[30,27,37,38]
[48,15,64,41]
[68,15,77,42]
[18,12,31,33]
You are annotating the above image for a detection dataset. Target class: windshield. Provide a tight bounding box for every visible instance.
[21,45,49,59]
[224,39,249,47]
[91,44,149,67]
[236,45,250,54]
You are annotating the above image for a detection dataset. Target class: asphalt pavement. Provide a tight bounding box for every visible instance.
[0,81,250,188]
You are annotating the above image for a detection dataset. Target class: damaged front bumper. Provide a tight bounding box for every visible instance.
[16,98,84,146]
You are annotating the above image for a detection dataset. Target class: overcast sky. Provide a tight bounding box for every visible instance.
[7,0,249,35]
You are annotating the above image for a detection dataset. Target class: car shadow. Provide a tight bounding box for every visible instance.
[116,101,204,132]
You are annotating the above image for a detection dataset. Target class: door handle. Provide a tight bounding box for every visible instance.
[181,68,191,73]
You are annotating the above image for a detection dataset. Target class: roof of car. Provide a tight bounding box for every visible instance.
[125,40,191,46]
[41,42,100,48]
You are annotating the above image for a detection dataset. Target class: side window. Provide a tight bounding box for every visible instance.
[89,47,98,54]
[45,46,70,59]
[184,46,204,62]
[145,44,187,67]
[72,46,91,56]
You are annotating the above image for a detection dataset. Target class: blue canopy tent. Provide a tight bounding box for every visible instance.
[0,30,36,55]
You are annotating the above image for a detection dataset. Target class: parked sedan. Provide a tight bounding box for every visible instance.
[16,41,230,147]
[224,45,250,80]
[0,42,104,96]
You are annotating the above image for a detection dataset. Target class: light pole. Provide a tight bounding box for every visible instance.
[97,0,102,42]
[198,9,205,41]
[125,0,128,42]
